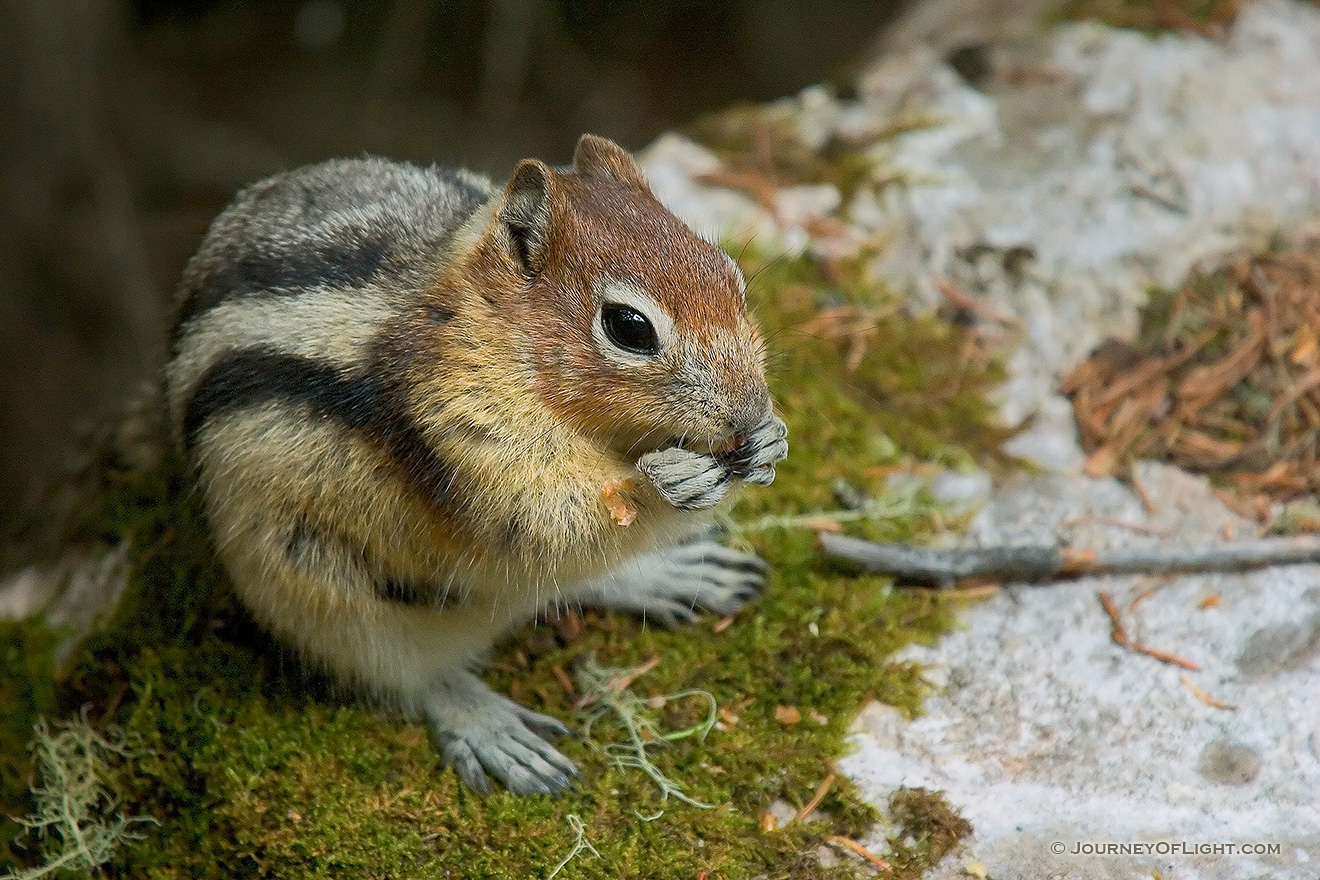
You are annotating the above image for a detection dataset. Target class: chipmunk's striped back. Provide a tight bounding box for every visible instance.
[168,158,491,448]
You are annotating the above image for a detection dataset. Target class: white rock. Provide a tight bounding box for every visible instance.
[843,462,1320,879]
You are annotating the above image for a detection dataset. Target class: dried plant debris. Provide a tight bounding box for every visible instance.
[1065,245,1320,506]
[884,788,973,879]
[1058,0,1246,37]
[684,100,915,205]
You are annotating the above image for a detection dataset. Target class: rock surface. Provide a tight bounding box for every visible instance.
[640,1,1320,876]
[843,461,1320,879]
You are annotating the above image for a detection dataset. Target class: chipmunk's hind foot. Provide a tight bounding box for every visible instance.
[425,670,577,795]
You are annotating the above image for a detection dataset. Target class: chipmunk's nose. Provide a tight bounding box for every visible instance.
[727,383,771,436]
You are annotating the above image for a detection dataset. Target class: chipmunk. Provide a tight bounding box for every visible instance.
[165,134,787,795]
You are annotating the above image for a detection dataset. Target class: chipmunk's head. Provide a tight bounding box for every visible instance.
[489,134,771,455]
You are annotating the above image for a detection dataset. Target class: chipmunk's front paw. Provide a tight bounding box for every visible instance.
[637,447,733,510]
[426,672,577,795]
[622,541,768,627]
[567,533,767,626]
[722,413,788,486]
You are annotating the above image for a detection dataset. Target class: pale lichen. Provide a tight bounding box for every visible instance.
[2,715,154,880]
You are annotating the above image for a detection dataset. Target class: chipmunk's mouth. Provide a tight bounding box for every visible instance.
[622,423,749,460]
[666,432,746,457]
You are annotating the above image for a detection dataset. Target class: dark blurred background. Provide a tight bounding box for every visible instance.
[0,0,903,535]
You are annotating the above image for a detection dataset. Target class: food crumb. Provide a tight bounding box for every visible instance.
[602,479,637,526]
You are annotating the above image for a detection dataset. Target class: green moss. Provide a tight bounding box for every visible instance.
[2,250,1003,878]
[0,621,60,866]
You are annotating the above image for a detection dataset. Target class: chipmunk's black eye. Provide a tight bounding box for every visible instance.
[601,304,658,355]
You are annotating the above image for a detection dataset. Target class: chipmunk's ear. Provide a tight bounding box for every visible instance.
[572,134,649,193]
[498,159,554,275]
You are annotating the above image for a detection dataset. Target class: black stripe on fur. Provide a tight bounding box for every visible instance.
[178,234,399,326]
[185,347,457,510]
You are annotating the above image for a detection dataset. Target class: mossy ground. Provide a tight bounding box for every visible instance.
[3,251,1006,879]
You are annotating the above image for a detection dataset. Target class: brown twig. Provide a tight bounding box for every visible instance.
[827,836,893,872]
[818,532,1320,586]
[1128,642,1200,670]
[1100,591,1129,645]
[792,772,836,823]
[550,664,575,697]
[1128,576,1172,611]
[1100,591,1200,670]
[934,277,1023,329]
[608,656,660,692]
[1181,674,1237,710]
[1130,476,1158,514]
[571,656,660,710]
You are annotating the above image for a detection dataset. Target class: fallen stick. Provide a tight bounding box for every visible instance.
[817,532,1320,587]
